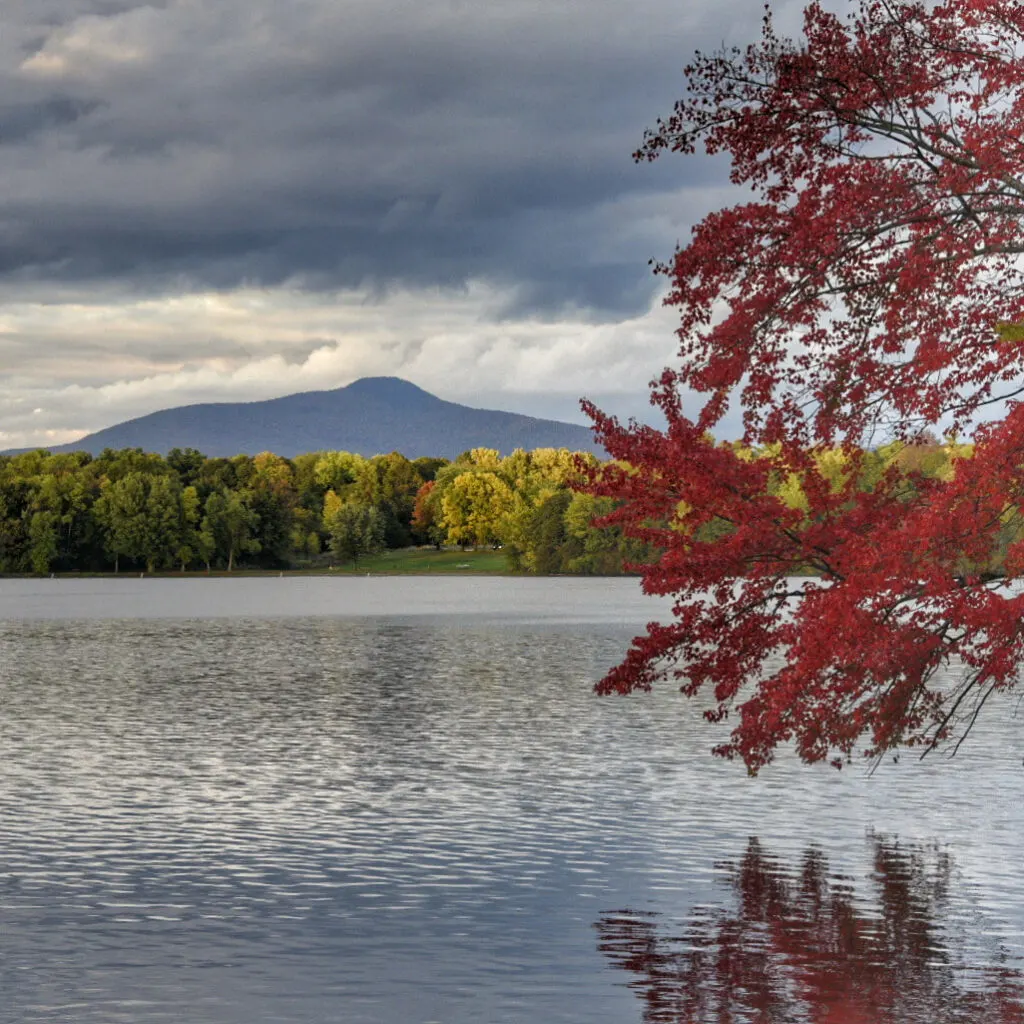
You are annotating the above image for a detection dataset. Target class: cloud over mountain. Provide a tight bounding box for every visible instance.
[0,0,792,448]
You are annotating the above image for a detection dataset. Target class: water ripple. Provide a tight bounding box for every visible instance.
[0,580,1021,1022]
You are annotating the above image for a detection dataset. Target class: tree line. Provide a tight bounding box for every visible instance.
[0,436,980,577]
[0,445,656,575]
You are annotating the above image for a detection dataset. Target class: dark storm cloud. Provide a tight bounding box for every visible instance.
[0,0,769,316]
[0,96,104,143]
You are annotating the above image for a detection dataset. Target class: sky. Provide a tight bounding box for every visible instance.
[0,0,815,450]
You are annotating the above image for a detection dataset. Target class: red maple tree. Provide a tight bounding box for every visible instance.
[586,0,1024,771]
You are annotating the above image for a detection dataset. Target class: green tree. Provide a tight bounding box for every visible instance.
[167,447,207,487]
[411,456,448,482]
[196,509,217,571]
[563,492,648,576]
[93,473,149,572]
[28,510,60,574]
[142,474,184,572]
[197,457,238,494]
[94,447,167,483]
[28,453,98,570]
[324,497,385,568]
[351,452,423,548]
[248,452,298,566]
[175,485,203,570]
[201,489,261,571]
[0,487,29,572]
[521,489,574,574]
[314,451,364,494]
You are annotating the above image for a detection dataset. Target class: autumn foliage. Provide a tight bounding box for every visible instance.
[587,0,1024,770]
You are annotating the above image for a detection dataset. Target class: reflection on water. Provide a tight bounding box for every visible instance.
[598,836,1024,1024]
[1,579,1024,1023]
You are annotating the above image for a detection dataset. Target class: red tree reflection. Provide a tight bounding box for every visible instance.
[597,837,1024,1024]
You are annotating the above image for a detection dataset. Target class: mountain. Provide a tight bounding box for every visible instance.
[18,377,606,459]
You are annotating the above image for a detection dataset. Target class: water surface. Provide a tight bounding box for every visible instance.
[0,577,1022,1023]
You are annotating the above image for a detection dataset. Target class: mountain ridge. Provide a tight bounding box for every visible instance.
[6,377,605,459]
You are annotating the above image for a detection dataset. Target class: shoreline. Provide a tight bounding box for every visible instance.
[2,546,645,579]
[0,568,637,579]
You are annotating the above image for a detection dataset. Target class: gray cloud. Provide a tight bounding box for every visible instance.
[0,0,828,449]
[0,96,104,143]
[0,0,770,316]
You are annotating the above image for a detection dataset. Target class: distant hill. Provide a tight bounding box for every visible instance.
[12,377,605,459]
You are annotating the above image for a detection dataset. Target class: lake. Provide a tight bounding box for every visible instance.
[1,576,1022,1023]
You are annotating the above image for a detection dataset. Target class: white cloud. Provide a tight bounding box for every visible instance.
[0,279,686,448]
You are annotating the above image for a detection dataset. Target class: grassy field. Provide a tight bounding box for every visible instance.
[327,547,510,574]
[5,548,515,578]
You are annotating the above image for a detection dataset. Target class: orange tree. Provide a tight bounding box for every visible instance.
[587,0,1024,771]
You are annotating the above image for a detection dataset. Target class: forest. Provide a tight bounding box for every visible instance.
[0,437,980,576]
[0,444,658,575]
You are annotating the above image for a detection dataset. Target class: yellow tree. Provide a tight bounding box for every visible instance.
[440,471,514,548]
